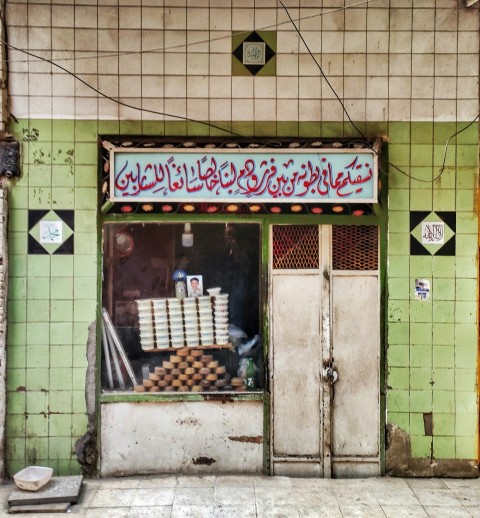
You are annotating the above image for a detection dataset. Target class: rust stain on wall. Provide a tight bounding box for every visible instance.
[228,435,263,444]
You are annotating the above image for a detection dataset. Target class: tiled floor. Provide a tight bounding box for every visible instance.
[0,475,479,517]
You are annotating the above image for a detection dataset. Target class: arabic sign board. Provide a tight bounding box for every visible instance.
[110,148,378,203]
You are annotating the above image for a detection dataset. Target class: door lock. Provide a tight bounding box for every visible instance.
[323,361,339,385]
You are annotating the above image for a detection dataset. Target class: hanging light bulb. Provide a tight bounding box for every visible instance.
[182,223,193,247]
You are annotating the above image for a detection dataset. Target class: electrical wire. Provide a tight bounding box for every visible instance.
[3,41,247,138]
[278,0,480,184]
[4,0,376,64]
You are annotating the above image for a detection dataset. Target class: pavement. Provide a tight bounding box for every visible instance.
[0,474,480,517]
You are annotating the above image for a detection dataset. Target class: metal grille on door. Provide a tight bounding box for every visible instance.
[272,225,319,270]
[332,225,378,270]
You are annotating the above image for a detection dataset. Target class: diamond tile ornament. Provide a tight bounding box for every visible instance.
[232,31,276,76]
[28,209,75,255]
[410,211,455,256]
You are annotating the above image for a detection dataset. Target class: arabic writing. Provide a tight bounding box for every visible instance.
[422,222,444,244]
[112,152,376,202]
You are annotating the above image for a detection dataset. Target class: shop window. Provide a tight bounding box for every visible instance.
[102,222,263,394]
[332,225,378,270]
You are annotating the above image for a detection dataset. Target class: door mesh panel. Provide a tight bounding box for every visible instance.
[272,225,319,269]
[332,225,378,270]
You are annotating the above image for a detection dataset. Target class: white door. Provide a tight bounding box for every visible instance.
[270,224,380,477]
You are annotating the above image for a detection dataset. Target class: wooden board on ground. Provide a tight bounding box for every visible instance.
[8,476,83,506]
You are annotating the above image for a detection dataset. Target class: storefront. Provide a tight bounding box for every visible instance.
[98,137,385,477]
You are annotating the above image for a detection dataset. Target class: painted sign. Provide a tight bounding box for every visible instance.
[110,148,377,203]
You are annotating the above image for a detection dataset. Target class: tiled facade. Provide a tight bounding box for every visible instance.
[3,1,479,475]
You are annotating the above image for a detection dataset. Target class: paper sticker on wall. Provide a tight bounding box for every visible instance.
[415,279,430,301]
[40,221,62,244]
[421,222,444,245]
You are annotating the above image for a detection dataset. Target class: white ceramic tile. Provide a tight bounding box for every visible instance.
[142,7,165,30]
[411,54,434,76]
[344,32,367,53]
[299,99,321,121]
[119,29,142,52]
[411,77,434,99]
[458,9,479,31]
[344,99,366,120]
[9,72,29,96]
[321,99,343,120]
[390,31,413,54]
[322,31,344,53]
[164,53,186,74]
[76,75,99,97]
[209,76,231,98]
[434,54,458,76]
[187,76,209,98]
[209,98,232,120]
[97,29,119,52]
[458,31,479,54]
[389,99,412,121]
[253,75,275,98]
[231,9,254,31]
[187,8,210,31]
[9,95,29,118]
[366,8,389,31]
[254,8,277,29]
[277,98,298,120]
[457,77,479,100]
[142,76,164,98]
[75,97,99,118]
[253,97,275,120]
[210,54,231,76]
[52,28,75,51]
[367,76,388,99]
[435,9,458,31]
[435,77,457,99]
[164,30,188,52]
[297,8,322,33]
[164,76,187,98]
[51,6,74,27]
[277,76,298,98]
[411,99,433,120]
[28,4,51,26]
[98,7,119,29]
[6,3,28,26]
[28,26,52,50]
[390,54,411,76]
[299,54,322,76]
[344,54,366,76]
[74,6,97,28]
[435,32,458,54]
[187,54,209,75]
[52,96,75,118]
[232,76,253,98]
[52,73,75,97]
[276,54,299,76]
[457,54,478,76]
[118,75,141,98]
[119,6,141,29]
[27,51,52,74]
[75,29,98,52]
[366,31,389,53]
[345,8,366,31]
[299,77,320,99]
[142,30,163,52]
[142,53,164,76]
[366,99,388,122]
[187,31,210,53]
[98,55,119,75]
[98,97,120,119]
[118,98,143,119]
[276,31,299,54]
[321,76,343,99]
[210,7,231,30]
[321,10,344,31]
[165,8,187,30]
[210,31,231,53]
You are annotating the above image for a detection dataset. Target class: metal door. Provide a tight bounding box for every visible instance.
[270,224,380,477]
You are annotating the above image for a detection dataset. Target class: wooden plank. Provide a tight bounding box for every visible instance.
[101,319,114,389]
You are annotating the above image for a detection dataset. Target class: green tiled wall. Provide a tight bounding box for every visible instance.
[5,119,479,475]
[387,121,479,461]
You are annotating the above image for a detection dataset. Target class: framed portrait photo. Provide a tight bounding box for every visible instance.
[187,275,203,297]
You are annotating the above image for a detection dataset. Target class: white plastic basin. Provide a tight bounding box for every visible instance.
[13,466,53,491]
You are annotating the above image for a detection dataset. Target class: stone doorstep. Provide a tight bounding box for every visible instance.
[8,476,83,507]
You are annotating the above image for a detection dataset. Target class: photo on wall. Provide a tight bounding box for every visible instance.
[187,275,203,297]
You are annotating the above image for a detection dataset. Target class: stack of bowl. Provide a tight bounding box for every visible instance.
[136,299,155,350]
[167,298,184,348]
[152,299,169,349]
[197,295,214,345]
[213,294,229,345]
[183,297,200,347]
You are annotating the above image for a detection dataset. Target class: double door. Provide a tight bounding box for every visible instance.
[270,224,380,477]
